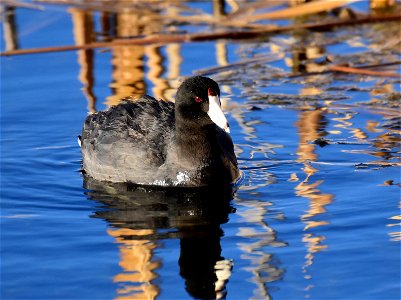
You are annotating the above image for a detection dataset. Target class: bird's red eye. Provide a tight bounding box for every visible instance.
[194,96,203,103]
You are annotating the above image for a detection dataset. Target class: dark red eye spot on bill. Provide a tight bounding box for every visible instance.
[194,96,203,103]
[208,88,217,96]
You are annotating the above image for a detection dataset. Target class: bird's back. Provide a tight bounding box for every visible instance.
[81,96,175,183]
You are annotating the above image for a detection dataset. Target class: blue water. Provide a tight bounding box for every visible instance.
[1,3,400,300]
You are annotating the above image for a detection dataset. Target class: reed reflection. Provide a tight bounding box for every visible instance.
[387,201,401,242]
[295,107,333,289]
[331,107,401,163]
[215,43,285,297]
[69,6,182,111]
[83,176,235,300]
[70,8,96,113]
[107,228,159,300]
[107,9,150,105]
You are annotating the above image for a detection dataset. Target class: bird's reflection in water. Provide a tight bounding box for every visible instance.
[84,176,236,300]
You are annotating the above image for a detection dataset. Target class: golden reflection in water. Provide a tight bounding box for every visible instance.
[107,228,159,300]
[331,106,401,162]
[285,45,326,74]
[146,46,169,101]
[216,41,229,67]
[331,111,356,137]
[387,201,401,242]
[216,33,285,296]
[370,0,397,11]
[366,120,384,133]
[70,8,96,113]
[302,233,327,279]
[296,108,326,162]
[165,44,182,100]
[351,127,368,140]
[300,86,323,96]
[107,10,150,105]
[372,131,401,160]
[70,6,184,109]
[295,108,333,290]
[163,6,182,100]
[371,82,394,96]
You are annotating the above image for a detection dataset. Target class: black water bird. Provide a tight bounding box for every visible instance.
[80,76,240,187]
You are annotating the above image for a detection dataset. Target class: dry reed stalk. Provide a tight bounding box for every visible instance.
[0,32,266,56]
[329,65,401,78]
[2,0,44,10]
[241,0,360,22]
[290,61,401,78]
[32,0,194,13]
[226,0,289,19]
[355,60,401,69]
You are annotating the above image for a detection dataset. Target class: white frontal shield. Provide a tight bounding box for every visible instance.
[207,95,230,133]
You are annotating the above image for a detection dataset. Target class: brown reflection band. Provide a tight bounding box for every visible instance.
[1,14,400,56]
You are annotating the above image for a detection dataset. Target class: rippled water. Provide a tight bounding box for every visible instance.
[1,2,400,300]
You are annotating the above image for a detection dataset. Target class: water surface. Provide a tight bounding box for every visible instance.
[1,2,400,300]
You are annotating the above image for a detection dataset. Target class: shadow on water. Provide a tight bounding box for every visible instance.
[83,176,236,299]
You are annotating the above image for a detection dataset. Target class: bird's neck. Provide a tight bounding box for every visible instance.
[175,121,215,162]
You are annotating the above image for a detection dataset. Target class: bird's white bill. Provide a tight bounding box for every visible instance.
[207,95,230,133]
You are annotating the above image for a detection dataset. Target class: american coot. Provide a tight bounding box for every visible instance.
[80,76,240,187]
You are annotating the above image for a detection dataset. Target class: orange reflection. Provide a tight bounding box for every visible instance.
[302,234,327,271]
[295,162,333,229]
[387,197,401,241]
[370,0,396,11]
[296,109,326,162]
[294,108,333,286]
[107,10,149,105]
[331,106,401,163]
[164,43,182,100]
[286,46,326,74]
[332,112,354,131]
[300,87,323,96]
[108,228,160,300]
[146,46,169,100]
[366,120,383,133]
[351,128,368,140]
[69,8,184,108]
[70,8,96,113]
[370,83,394,95]
[372,131,401,160]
